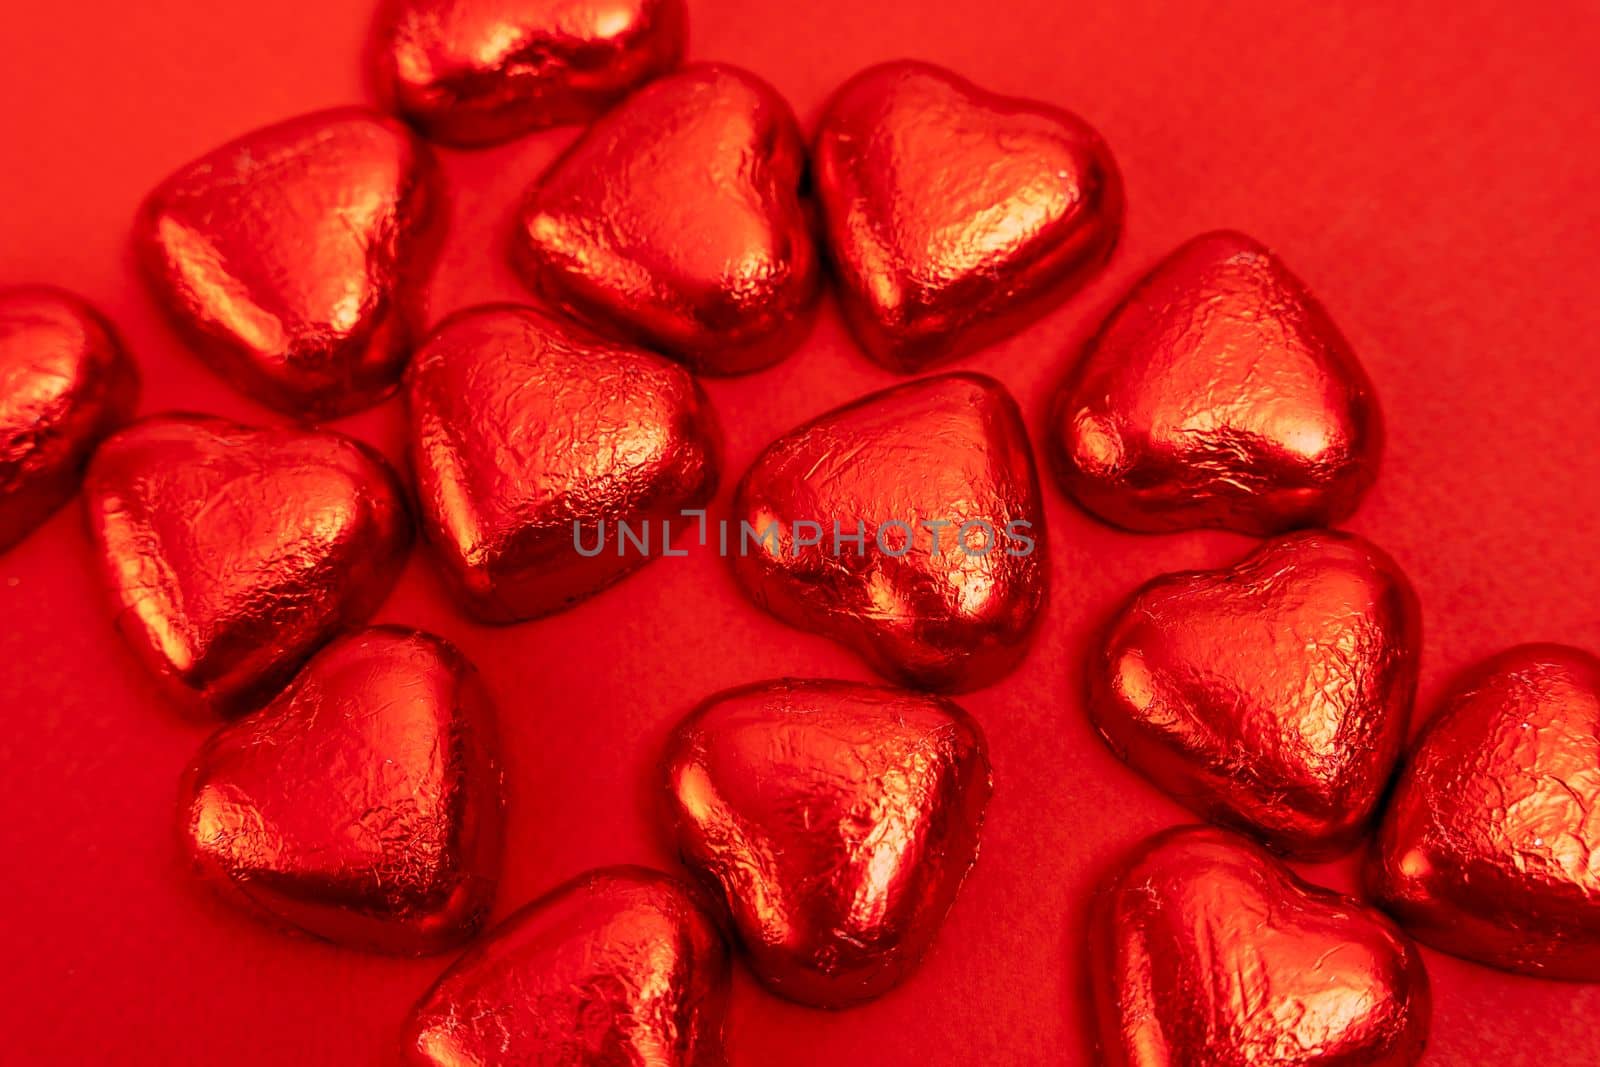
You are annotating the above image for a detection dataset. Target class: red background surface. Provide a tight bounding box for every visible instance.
[3,1,1600,1063]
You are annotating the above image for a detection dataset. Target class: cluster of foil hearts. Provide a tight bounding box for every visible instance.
[4,0,1598,1064]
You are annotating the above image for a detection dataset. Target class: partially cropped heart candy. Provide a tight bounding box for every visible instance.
[730,373,1046,692]
[83,413,410,717]
[180,627,502,954]
[402,866,728,1065]
[512,63,821,375]
[813,60,1122,372]
[1089,530,1420,857]
[406,304,718,621]
[1093,826,1430,1067]
[663,678,991,1007]
[1369,644,1600,979]
[1049,230,1382,535]
[371,0,687,147]
[135,108,443,418]
[0,286,138,552]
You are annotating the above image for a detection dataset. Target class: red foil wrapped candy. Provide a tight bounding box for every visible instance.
[1369,643,1600,979]
[401,866,729,1065]
[511,63,821,375]
[179,627,502,954]
[1049,230,1382,535]
[0,286,138,553]
[813,60,1122,373]
[135,108,443,418]
[371,0,687,147]
[1088,530,1420,858]
[1093,826,1431,1067]
[405,304,718,621]
[663,678,992,1008]
[83,413,411,717]
[731,373,1047,692]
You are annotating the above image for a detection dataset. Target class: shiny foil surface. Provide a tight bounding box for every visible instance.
[1092,826,1431,1067]
[511,63,821,375]
[0,286,138,553]
[402,865,729,1065]
[1049,230,1382,535]
[179,627,502,954]
[663,678,992,1008]
[812,60,1122,373]
[405,303,718,621]
[83,413,411,717]
[1089,530,1421,858]
[730,373,1047,692]
[371,0,687,147]
[1369,643,1600,979]
[135,108,443,418]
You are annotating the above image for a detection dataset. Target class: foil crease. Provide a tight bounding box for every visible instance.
[1092,826,1430,1067]
[180,626,504,953]
[814,60,1122,372]
[512,64,821,375]
[664,678,992,1007]
[1050,230,1382,535]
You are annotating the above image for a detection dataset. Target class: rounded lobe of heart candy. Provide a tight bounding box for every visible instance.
[1049,230,1382,535]
[1089,530,1420,858]
[730,373,1047,692]
[1369,643,1600,979]
[179,627,503,954]
[371,0,687,147]
[0,286,138,553]
[405,304,719,622]
[813,60,1122,373]
[663,678,992,1008]
[134,108,443,418]
[83,413,411,717]
[1092,826,1430,1067]
[401,866,729,1065]
[512,63,821,375]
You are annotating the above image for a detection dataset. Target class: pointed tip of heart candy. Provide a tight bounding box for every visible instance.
[1049,229,1382,535]
[370,0,689,147]
[1093,825,1431,1067]
[0,285,139,554]
[663,678,992,1008]
[730,373,1048,692]
[134,107,443,419]
[401,865,729,1065]
[814,59,1123,373]
[1369,642,1600,980]
[179,626,503,955]
[83,412,412,718]
[510,62,822,376]
[1087,528,1421,859]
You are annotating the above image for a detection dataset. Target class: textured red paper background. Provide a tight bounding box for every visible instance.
[3,1,1600,1063]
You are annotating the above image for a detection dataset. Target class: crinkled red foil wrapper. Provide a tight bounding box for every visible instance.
[3,2,1600,1066]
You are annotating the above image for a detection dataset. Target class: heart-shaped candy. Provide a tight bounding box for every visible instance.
[135,108,443,418]
[1093,826,1430,1067]
[663,678,991,1008]
[371,0,687,146]
[406,304,718,621]
[402,866,729,1065]
[0,286,138,552]
[1089,530,1420,858]
[512,63,821,375]
[1049,230,1382,535]
[1369,643,1600,979]
[83,413,411,717]
[813,60,1122,372]
[180,626,502,954]
[730,373,1047,692]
